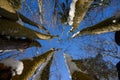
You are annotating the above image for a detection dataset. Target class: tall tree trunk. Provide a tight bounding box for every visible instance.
[0,19,57,40]
[72,15,120,38]
[64,53,94,80]
[12,49,56,80]
[33,55,53,80]
[68,0,93,32]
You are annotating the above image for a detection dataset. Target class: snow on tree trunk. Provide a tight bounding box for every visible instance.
[72,15,120,38]
[37,0,43,25]
[12,49,56,80]
[68,0,93,32]
[0,58,24,76]
[64,53,93,80]
[68,0,78,26]
[64,53,81,74]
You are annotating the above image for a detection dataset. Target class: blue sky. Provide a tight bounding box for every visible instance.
[23,0,120,79]
[1,0,120,80]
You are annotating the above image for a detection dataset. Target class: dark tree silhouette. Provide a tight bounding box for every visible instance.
[0,63,12,80]
[115,31,120,46]
[0,0,58,51]
[116,61,120,80]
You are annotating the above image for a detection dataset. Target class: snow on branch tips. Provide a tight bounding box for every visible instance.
[72,15,120,38]
[64,53,83,79]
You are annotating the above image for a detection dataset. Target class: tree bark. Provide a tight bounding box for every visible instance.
[12,49,56,80]
[72,15,120,37]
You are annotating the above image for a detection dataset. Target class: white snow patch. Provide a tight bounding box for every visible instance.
[0,58,24,76]
[64,53,81,76]
[17,17,23,25]
[112,20,116,23]
[99,3,102,6]
[72,31,80,38]
[70,27,74,31]
[99,0,104,6]
[0,50,14,53]
[68,0,78,25]
[33,54,53,80]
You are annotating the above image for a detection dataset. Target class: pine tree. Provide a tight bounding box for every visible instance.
[12,49,56,80]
